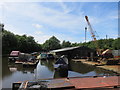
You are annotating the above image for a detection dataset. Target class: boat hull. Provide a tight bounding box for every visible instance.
[101,58,119,65]
[22,60,39,67]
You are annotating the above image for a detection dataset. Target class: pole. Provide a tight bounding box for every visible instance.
[85,27,87,43]
[106,35,108,39]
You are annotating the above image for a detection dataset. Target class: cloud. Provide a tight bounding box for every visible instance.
[29,33,51,43]
[32,24,43,29]
[3,2,118,44]
[4,24,25,35]
[107,10,118,20]
[110,16,118,19]
[3,2,86,33]
[59,2,73,14]
[34,31,43,35]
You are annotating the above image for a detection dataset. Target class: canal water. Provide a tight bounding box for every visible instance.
[2,57,117,88]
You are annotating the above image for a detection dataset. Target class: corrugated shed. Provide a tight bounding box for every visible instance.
[112,50,120,57]
[50,46,80,53]
[50,46,95,59]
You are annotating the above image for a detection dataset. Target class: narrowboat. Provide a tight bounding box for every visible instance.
[40,53,47,60]
[47,53,54,60]
[8,51,21,62]
[54,55,68,70]
[22,56,39,67]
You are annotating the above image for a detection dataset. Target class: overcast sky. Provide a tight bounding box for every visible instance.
[0,1,119,44]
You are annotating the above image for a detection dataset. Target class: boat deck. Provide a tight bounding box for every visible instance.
[17,76,120,89]
[23,60,39,65]
[69,76,120,89]
[47,78,74,89]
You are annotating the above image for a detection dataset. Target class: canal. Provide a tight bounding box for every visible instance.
[2,57,117,88]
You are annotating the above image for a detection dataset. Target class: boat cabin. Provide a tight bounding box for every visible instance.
[9,51,21,61]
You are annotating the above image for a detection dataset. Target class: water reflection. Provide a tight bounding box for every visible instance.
[40,60,55,71]
[2,57,13,79]
[2,57,117,88]
[69,61,94,74]
[69,60,117,76]
[8,62,37,74]
[54,69,68,78]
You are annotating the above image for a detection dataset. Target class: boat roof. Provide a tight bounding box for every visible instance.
[10,51,20,55]
[50,46,80,53]
[50,46,93,53]
[11,51,20,53]
[31,52,38,55]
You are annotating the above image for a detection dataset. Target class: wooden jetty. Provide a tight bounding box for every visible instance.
[13,75,120,90]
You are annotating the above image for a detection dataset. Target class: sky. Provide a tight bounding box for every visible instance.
[0,1,119,44]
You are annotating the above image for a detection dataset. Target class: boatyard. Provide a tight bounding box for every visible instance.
[2,21,120,89]
[1,2,120,90]
[2,28,120,89]
[1,48,120,89]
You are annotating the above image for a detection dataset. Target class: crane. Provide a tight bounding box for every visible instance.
[85,16,96,41]
[85,16,118,64]
[85,16,110,56]
[85,16,101,57]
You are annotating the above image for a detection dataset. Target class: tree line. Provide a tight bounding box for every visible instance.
[2,30,120,55]
[43,36,120,50]
[2,30,42,54]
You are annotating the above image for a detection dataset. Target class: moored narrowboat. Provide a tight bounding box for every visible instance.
[54,55,68,70]
[8,51,21,62]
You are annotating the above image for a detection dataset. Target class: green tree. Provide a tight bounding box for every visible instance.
[17,35,42,53]
[61,40,71,48]
[17,35,28,52]
[2,30,18,54]
[112,38,120,50]
[42,36,61,51]
[71,42,80,47]
[103,38,114,49]
[2,30,42,54]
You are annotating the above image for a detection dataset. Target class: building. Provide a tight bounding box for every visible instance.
[50,46,96,60]
[112,50,120,58]
[0,23,4,31]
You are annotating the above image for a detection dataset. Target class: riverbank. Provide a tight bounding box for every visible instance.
[72,59,120,74]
